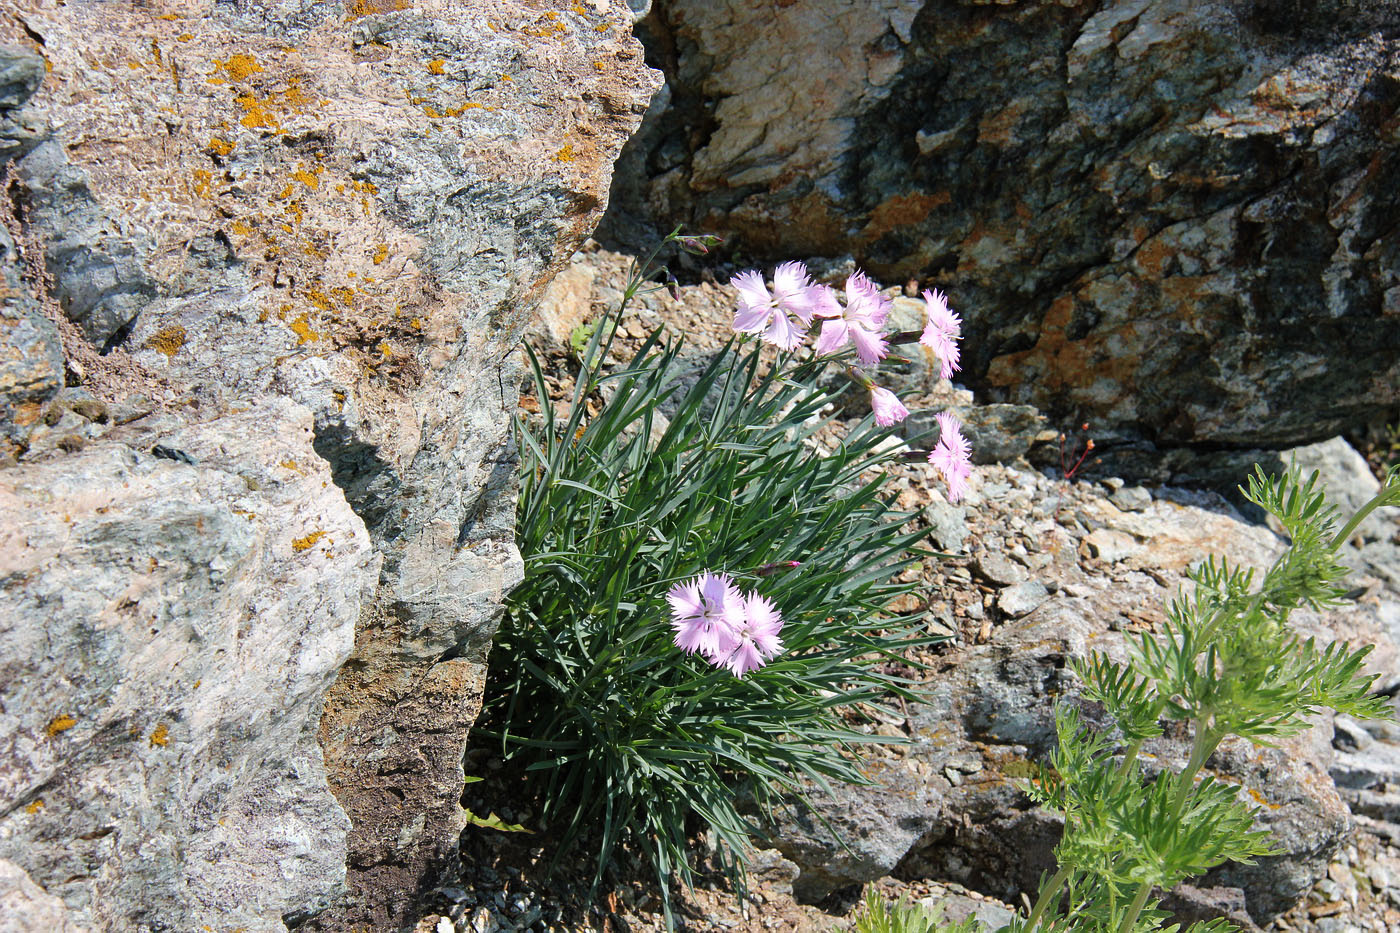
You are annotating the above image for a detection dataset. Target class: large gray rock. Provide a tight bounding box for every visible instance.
[0,0,658,927]
[605,0,1400,448]
[0,401,378,932]
[0,859,84,933]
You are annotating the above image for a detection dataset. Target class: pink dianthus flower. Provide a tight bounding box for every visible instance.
[870,386,909,427]
[813,271,890,364]
[721,592,785,677]
[919,288,962,380]
[928,411,973,503]
[667,572,742,660]
[731,261,818,350]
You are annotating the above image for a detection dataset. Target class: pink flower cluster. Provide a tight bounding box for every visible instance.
[928,411,973,502]
[667,571,785,677]
[730,261,973,502]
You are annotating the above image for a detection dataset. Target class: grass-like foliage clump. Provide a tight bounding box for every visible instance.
[849,886,984,933]
[481,234,935,918]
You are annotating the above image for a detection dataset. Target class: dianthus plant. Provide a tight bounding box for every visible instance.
[483,230,967,923]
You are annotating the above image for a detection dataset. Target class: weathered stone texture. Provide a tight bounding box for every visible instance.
[607,0,1400,447]
[0,0,658,928]
[0,401,378,932]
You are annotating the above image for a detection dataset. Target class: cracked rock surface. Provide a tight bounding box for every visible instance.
[0,0,659,928]
[604,0,1400,449]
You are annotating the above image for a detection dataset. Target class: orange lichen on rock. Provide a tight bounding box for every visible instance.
[345,0,412,20]
[24,799,44,814]
[292,166,320,190]
[212,53,263,84]
[372,244,389,265]
[289,313,320,344]
[236,92,280,130]
[305,287,332,312]
[145,325,188,358]
[554,144,576,163]
[191,169,213,198]
[206,136,235,157]
[45,714,77,737]
[428,58,446,75]
[292,530,326,551]
[148,723,170,747]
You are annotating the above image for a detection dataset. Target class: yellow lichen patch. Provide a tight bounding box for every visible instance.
[157,13,182,20]
[372,244,389,265]
[24,799,44,814]
[289,313,320,345]
[236,92,280,130]
[285,201,305,225]
[423,104,442,119]
[213,53,263,83]
[292,166,320,190]
[428,58,446,75]
[191,169,213,198]
[144,325,187,359]
[178,33,194,42]
[207,136,235,157]
[148,723,170,748]
[305,287,332,312]
[279,459,306,475]
[593,61,607,72]
[292,530,326,552]
[570,0,588,13]
[45,714,77,737]
[553,144,575,163]
[523,18,569,38]
[345,0,411,20]
[332,286,356,307]
[231,219,252,237]
[282,80,315,110]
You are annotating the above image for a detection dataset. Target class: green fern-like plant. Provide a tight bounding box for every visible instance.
[1009,463,1400,933]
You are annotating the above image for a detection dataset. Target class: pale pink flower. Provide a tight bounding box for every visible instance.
[722,592,786,677]
[928,411,973,503]
[870,386,909,427]
[919,288,962,380]
[813,271,890,364]
[667,572,742,660]
[731,262,818,350]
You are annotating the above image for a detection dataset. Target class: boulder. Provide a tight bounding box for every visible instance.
[0,0,658,927]
[0,401,378,932]
[606,0,1400,447]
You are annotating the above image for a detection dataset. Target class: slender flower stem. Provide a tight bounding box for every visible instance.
[1330,485,1400,551]
[1025,865,1072,932]
[1113,724,1222,933]
[1116,736,1146,780]
[1116,882,1155,933]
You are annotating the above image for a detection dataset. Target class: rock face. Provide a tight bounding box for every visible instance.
[0,1,657,929]
[605,0,1400,448]
[0,402,379,932]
